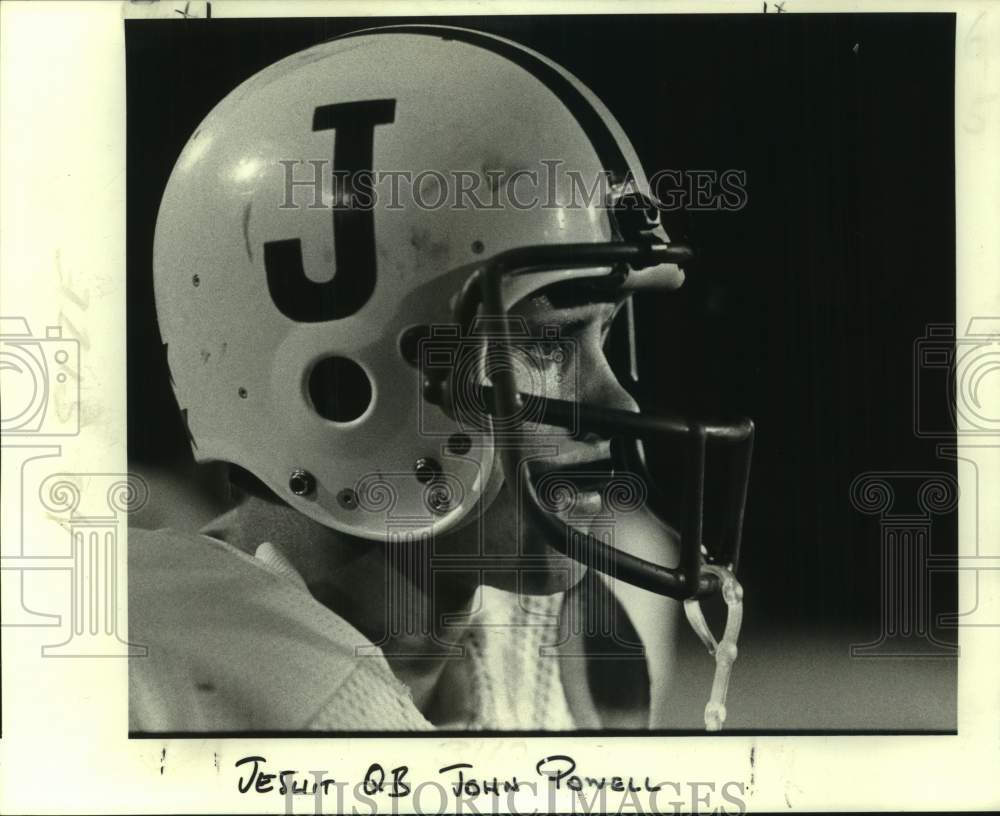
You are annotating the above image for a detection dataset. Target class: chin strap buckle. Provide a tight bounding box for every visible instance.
[683,565,744,732]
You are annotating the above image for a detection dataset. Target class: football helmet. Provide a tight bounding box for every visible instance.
[154,25,754,606]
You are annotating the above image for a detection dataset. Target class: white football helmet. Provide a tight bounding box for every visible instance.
[154,25,753,602]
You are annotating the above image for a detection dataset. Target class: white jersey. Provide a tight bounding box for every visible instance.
[128,528,578,732]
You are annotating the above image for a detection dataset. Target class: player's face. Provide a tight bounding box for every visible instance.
[446,286,640,594]
[509,286,639,512]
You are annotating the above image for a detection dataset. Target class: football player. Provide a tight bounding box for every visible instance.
[130,25,753,732]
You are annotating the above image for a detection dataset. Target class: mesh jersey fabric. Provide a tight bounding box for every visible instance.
[128,527,576,731]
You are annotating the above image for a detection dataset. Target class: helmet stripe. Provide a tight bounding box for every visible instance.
[331,24,631,188]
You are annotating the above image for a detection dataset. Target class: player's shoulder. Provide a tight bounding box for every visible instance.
[128,526,307,631]
[129,525,271,595]
[128,527,399,732]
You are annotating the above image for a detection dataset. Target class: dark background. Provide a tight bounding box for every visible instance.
[127,14,958,728]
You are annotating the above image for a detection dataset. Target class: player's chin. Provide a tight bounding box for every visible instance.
[483,515,590,596]
[482,551,587,596]
[507,480,618,594]
[468,478,597,595]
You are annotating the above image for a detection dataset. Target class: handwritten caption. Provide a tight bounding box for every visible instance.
[235,754,747,813]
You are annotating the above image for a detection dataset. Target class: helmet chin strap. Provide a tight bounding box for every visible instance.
[425,239,755,731]
[683,564,744,731]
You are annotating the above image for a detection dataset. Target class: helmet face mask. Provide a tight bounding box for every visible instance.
[154,24,753,604]
[433,238,753,600]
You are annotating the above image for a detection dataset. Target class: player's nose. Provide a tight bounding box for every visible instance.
[580,352,640,416]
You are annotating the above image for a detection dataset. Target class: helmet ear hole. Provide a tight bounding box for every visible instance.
[308,356,372,423]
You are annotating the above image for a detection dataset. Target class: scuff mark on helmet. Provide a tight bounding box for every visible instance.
[409,226,450,271]
[242,200,254,263]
